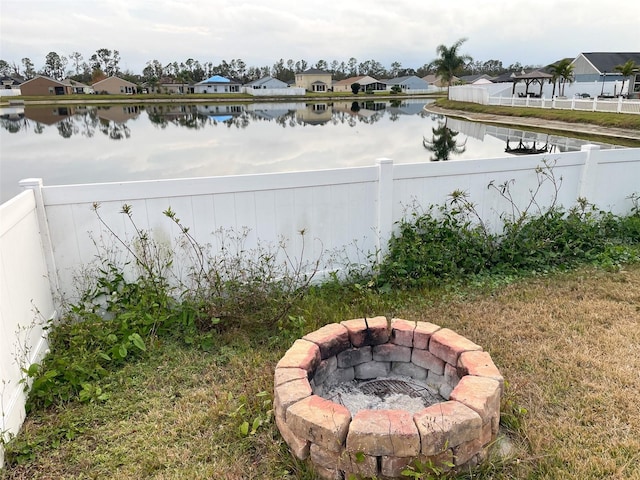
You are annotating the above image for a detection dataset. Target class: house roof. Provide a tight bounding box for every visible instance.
[92,76,137,87]
[198,75,239,84]
[491,72,516,83]
[333,76,366,86]
[62,78,89,88]
[20,75,67,86]
[459,73,494,83]
[244,76,287,87]
[300,68,331,75]
[0,75,24,85]
[512,70,552,80]
[578,52,640,74]
[423,74,460,86]
[384,75,424,85]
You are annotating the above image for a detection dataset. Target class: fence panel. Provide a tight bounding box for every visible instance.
[0,191,56,466]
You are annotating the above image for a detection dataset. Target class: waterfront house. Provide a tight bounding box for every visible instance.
[92,76,137,94]
[422,74,459,88]
[383,75,430,93]
[244,76,288,90]
[295,68,332,93]
[333,75,386,93]
[62,78,92,94]
[19,75,72,96]
[194,75,241,94]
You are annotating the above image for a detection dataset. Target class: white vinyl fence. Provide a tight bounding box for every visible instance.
[0,190,56,467]
[241,87,306,96]
[2,145,640,466]
[450,85,640,115]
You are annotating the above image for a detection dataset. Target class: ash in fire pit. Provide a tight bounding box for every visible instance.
[324,377,445,416]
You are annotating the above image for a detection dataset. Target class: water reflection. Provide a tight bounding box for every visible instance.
[0,100,623,203]
[2,100,430,138]
[423,117,467,161]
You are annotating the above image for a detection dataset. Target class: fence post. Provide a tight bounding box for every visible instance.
[18,178,60,300]
[593,96,598,112]
[617,96,623,113]
[376,158,394,262]
[578,145,600,202]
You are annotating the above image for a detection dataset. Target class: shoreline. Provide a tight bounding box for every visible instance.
[1,93,436,107]
[425,104,640,142]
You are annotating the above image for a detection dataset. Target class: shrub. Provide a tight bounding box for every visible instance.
[376,165,640,288]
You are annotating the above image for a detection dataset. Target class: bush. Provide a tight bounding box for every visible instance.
[376,169,640,289]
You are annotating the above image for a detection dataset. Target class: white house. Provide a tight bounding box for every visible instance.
[244,76,288,90]
[384,75,430,93]
[194,75,241,94]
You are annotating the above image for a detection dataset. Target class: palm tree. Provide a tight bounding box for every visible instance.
[431,38,472,93]
[548,59,574,97]
[614,60,639,97]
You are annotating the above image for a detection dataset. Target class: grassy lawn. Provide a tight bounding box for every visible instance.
[3,264,640,479]
[436,99,640,132]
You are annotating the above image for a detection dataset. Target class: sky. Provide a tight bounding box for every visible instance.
[1,0,639,75]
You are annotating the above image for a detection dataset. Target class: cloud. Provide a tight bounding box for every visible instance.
[1,0,639,72]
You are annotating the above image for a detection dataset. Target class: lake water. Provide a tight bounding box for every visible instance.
[0,99,622,203]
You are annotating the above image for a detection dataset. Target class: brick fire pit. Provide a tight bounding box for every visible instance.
[273,317,503,479]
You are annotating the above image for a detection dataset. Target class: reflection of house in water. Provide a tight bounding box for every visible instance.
[0,106,26,133]
[95,106,141,124]
[146,104,197,121]
[332,101,386,121]
[0,106,25,121]
[387,99,432,116]
[295,103,332,125]
[245,102,297,120]
[445,117,618,153]
[196,104,244,122]
[23,106,75,125]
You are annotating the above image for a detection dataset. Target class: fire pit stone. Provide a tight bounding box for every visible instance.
[274,317,503,479]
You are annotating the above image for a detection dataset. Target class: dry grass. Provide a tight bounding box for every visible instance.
[404,265,640,479]
[2,265,640,479]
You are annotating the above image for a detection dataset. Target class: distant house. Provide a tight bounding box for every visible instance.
[422,74,459,88]
[459,73,495,85]
[146,77,194,94]
[92,76,137,94]
[194,75,241,94]
[384,75,430,92]
[0,76,23,97]
[295,68,332,93]
[571,52,640,97]
[19,75,73,96]
[1,76,23,90]
[333,75,386,93]
[244,76,288,89]
[62,78,91,94]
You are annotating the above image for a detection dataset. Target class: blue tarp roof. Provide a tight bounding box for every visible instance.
[202,75,231,83]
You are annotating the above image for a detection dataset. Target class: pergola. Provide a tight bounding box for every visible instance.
[512,70,553,97]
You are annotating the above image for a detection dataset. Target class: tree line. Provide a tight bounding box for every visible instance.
[0,44,541,87]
